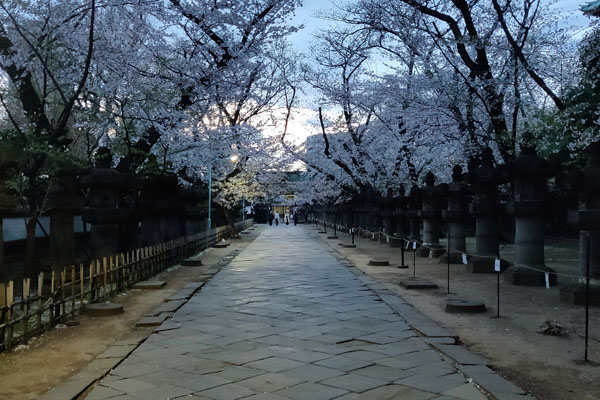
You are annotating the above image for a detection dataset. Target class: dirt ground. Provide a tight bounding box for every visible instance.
[0,233,256,400]
[314,229,600,400]
[0,225,598,400]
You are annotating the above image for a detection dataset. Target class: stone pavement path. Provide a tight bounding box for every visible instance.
[83,225,520,400]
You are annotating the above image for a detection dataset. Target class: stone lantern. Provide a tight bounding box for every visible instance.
[80,147,129,259]
[561,142,600,305]
[466,148,509,272]
[0,143,25,282]
[504,143,556,286]
[139,172,180,245]
[47,165,81,270]
[381,189,396,244]
[441,165,471,263]
[390,185,409,248]
[417,172,447,257]
[407,183,422,249]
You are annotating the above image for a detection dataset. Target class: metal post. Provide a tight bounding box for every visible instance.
[585,233,590,362]
[497,247,501,318]
[447,225,450,294]
[207,161,212,232]
[351,228,355,245]
[400,239,405,267]
[242,196,245,222]
[413,242,416,278]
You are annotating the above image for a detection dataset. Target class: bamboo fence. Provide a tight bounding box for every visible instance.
[0,219,253,352]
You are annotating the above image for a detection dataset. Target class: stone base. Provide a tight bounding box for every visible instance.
[445,299,486,314]
[85,302,124,317]
[417,246,445,258]
[327,236,338,239]
[438,251,466,265]
[213,241,230,248]
[389,238,405,248]
[133,280,167,290]
[466,257,511,273]
[504,265,557,286]
[343,244,356,248]
[368,259,390,266]
[317,231,327,234]
[397,264,409,269]
[559,283,600,307]
[181,258,203,267]
[399,277,438,289]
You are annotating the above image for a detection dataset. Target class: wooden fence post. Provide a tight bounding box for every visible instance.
[6,281,13,350]
[23,277,30,340]
[36,273,43,336]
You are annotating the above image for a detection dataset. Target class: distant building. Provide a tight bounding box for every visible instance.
[582,0,600,16]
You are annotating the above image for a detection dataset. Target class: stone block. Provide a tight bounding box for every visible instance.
[504,266,557,286]
[133,280,167,289]
[85,302,124,317]
[445,299,486,314]
[399,278,438,289]
[559,283,600,307]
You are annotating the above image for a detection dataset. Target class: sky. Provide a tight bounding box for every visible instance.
[276,0,597,144]
[288,0,594,51]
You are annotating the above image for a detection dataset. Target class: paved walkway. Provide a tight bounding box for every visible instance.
[83,225,526,400]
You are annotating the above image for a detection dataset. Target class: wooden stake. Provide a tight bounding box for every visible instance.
[6,281,13,350]
[103,257,108,300]
[23,278,30,340]
[36,273,43,335]
[79,264,84,308]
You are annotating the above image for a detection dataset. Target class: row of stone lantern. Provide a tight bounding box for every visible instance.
[316,142,600,305]
[0,147,212,281]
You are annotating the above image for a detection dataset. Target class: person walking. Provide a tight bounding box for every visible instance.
[293,211,299,226]
[284,210,290,225]
[269,211,274,226]
[274,211,280,226]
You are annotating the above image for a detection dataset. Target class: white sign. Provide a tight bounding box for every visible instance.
[462,254,467,265]
[412,242,417,250]
[494,259,501,272]
[545,273,550,289]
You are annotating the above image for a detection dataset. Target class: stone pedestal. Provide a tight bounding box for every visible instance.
[140,173,180,245]
[0,143,25,282]
[440,166,470,264]
[561,142,600,305]
[505,145,556,286]
[48,208,76,269]
[406,184,422,251]
[381,189,395,244]
[417,172,446,258]
[81,148,129,259]
[390,187,409,248]
[465,148,509,273]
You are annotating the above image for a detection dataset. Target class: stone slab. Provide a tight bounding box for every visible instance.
[368,259,390,266]
[399,277,439,289]
[133,280,167,290]
[85,303,124,317]
[181,258,203,266]
[445,299,486,314]
[431,344,488,365]
[136,315,168,327]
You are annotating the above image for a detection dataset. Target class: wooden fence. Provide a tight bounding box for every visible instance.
[0,219,253,352]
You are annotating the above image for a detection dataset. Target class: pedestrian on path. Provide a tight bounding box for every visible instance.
[293,212,299,226]
[284,210,290,225]
[274,211,280,226]
[269,211,274,226]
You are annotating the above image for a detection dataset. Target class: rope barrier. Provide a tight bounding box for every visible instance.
[314,219,585,280]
